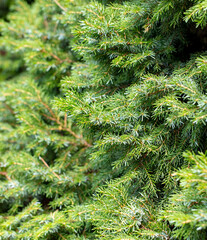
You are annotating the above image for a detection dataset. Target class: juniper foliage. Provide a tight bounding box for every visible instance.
[0,0,207,239]
[161,151,207,240]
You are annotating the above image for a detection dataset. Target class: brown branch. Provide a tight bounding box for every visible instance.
[64,113,67,128]
[41,113,58,123]
[49,126,91,147]
[57,233,67,240]
[53,0,67,12]
[50,52,62,62]
[63,58,73,64]
[36,91,91,147]
[41,112,91,147]
[64,127,90,146]
[3,102,15,115]
[40,49,73,64]
[39,157,61,180]
[0,171,11,181]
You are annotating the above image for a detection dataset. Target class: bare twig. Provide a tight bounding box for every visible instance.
[0,171,11,181]
[39,157,61,180]
[57,233,67,240]
[64,113,67,128]
[53,0,67,12]
[35,89,91,147]
[3,102,15,115]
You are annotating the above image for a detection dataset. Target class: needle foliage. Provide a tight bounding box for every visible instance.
[0,0,207,239]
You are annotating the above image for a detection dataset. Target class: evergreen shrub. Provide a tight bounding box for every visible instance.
[0,0,207,239]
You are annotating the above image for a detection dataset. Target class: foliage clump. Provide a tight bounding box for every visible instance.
[0,0,207,239]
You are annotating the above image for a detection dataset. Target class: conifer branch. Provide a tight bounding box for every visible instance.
[53,0,67,12]
[57,233,67,240]
[40,49,73,64]
[39,157,61,180]
[36,91,91,147]
[0,171,11,181]
[3,102,15,115]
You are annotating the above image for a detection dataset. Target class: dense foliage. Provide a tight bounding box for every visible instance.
[0,0,207,239]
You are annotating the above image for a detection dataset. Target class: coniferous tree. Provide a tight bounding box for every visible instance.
[0,0,207,239]
[0,1,91,239]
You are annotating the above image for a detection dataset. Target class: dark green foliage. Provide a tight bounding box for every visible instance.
[0,0,207,239]
[0,0,11,18]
